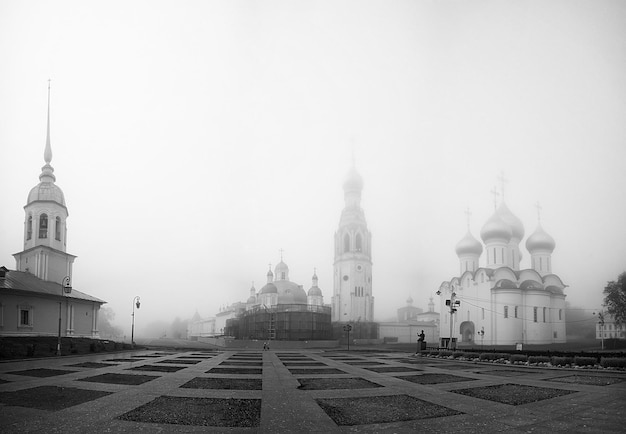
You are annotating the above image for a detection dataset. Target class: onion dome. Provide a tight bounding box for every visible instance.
[247,284,257,304]
[343,165,364,193]
[455,231,483,256]
[406,295,413,305]
[525,224,556,252]
[260,282,277,294]
[274,260,289,280]
[480,213,512,243]
[308,270,322,296]
[495,203,525,240]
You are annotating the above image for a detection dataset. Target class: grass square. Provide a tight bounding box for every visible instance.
[0,385,112,411]
[289,368,347,375]
[343,361,386,366]
[78,373,158,385]
[282,361,326,366]
[452,383,577,405]
[118,396,261,427]
[546,375,626,386]
[105,358,144,362]
[8,368,75,377]
[66,362,118,369]
[207,367,262,375]
[365,366,422,373]
[127,365,186,373]
[157,359,201,365]
[220,361,263,366]
[316,394,462,425]
[401,373,477,385]
[297,377,382,390]
[181,377,262,390]
[480,369,535,377]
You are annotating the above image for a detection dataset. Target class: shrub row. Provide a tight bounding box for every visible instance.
[420,351,626,369]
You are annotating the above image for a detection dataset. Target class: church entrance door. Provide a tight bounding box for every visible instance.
[459,321,475,343]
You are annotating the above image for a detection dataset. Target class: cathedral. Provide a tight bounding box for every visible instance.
[436,196,567,347]
[1,86,105,339]
[222,260,331,341]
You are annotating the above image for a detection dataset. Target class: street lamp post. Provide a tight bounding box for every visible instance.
[598,311,605,351]
[446,287,460,350]
[131,296,141,347]
[57,276,72,356]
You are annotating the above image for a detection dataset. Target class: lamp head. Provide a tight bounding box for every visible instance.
[136,299,141,309]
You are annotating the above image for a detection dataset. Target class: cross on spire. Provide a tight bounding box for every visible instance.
[490,186,500,210]
[278,248,284,261]
[464,207,472,229]
[535,201,543,222]
[498,171,509,202]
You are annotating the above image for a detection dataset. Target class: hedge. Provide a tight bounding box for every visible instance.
[600,357,626,369]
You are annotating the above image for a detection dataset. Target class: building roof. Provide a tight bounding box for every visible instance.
[0,268,105,304]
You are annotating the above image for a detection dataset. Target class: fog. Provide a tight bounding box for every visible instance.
[1,1,625,336]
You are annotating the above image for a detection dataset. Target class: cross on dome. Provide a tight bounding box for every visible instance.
[498,171,509,201]
[490,186,500,210]
[535,201,543,222]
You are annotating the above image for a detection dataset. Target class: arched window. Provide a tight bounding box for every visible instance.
[39,214,48,239]
[356,233,362,252]
[55,217,61,241]
[27,216,33,240]
[343,234,350,253]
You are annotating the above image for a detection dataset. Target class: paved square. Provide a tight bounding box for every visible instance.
[0,349,624,433]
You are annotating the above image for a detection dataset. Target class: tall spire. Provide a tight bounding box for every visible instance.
[44,79,52,164]
[40,80,56,182]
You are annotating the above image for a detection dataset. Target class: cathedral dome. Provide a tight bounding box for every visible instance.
[260,283,278,294]
[343,166,363,192]
[275,280,308,304]
[495,203,525,240]
[308,286,322,297]
[480,213,512,243]
[525,224,556,252]
[455,231,483,256]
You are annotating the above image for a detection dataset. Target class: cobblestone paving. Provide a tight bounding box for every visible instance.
[0,349,625,433]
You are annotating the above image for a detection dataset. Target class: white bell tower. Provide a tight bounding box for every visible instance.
[332,164,374,322]
[13,82,76,284]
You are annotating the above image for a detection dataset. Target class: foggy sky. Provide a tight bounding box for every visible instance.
[1,0,625,335]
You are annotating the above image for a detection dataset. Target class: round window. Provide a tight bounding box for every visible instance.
[343,275,349,281]
[356,265,363,272]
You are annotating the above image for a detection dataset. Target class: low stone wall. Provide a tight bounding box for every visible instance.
[198,337,339,349]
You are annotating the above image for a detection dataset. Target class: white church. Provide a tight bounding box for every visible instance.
[437,196,567,347]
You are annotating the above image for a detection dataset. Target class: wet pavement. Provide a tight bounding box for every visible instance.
[1,349,625,433]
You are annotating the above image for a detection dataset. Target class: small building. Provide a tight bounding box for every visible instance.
[596,313,626,340]
[378,296,439,344]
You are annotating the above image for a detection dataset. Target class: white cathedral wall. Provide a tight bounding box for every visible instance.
[523,291,553,344]
[493,289,524,345]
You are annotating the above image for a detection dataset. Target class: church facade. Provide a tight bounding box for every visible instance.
[437,199,567,347]
[1,86,105,338]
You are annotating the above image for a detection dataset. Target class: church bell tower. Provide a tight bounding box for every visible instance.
[13,83,76,284]
[331,164,374,322]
